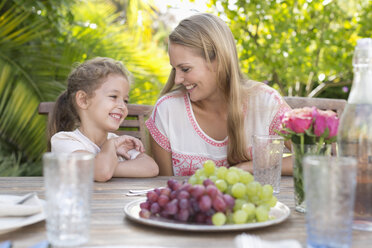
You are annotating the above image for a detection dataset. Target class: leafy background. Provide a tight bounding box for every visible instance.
[0,0,370,176]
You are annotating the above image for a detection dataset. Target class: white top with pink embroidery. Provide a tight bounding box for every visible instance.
[145,84,290,176]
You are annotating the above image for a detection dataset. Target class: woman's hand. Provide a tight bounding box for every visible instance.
[114,135,145,159]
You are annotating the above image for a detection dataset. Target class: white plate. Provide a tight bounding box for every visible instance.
[0,196,45,235]
[124,198,290,231]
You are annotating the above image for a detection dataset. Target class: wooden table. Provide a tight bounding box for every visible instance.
[0,176,370,248]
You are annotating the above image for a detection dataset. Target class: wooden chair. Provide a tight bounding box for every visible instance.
[38,102,153,152]
[284,96,347,118]
[283,96,347,155]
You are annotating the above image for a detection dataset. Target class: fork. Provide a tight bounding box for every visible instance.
[128,187,165,194]
[15,192,36,205]
[125,187,165,196]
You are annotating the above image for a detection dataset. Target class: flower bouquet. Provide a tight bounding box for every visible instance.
[276,107,339,212]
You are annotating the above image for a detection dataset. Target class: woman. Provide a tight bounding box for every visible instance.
[146,13,291,176]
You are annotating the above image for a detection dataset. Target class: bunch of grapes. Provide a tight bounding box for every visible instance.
[189,161,277,225]
[139,161,277,226]
[139,177,235,225]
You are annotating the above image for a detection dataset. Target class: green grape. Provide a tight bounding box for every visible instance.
[260,184,273,200]
[226,185,233,196]
[215,179,228,192]
[233,210,248,224]
[197,175,207,185]
[239,171,254,184]
[226,212,234,224]
[241,203,256,220]
[246,181,262,197]
[216,167,228,179]
[226,171,239,185]
[212,212,227,226]
[203,160,216,175]
[195,168,205,177]
[249,195,261,205]
[233,198,247,211]
[209,175,218,183]
[228,167,241,173]
[231,182,246,198]
[188,175,198,185]
[256,205,269,222]
[267,196,277,207]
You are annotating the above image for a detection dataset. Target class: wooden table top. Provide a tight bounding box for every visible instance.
[0,176,370,248]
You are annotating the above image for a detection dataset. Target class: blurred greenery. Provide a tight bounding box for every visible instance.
[0,0,370,176]
[0,0,170,176]
[209,0,371,98]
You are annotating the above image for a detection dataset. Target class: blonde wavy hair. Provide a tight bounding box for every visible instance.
[161,13,258,165]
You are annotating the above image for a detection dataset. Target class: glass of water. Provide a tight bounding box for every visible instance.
[304,155,357,248]
[252,135,284,194]
[43,153,95,247]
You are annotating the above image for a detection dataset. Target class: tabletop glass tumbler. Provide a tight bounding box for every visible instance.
[252,135,284,194]
[43,153,95,247]
[303,156,357,248]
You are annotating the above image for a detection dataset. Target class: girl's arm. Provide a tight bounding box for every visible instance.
[93,138,121,182]
[149,135,173,176]
[113,153,159,178]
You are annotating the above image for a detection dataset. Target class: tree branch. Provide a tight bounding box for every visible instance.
[308,80,351,97]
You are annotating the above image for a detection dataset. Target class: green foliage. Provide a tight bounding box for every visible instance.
[209,0,371,97]
[0,0,170,176]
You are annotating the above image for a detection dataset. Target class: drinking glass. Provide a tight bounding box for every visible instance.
[252,135,284,194]
[43,153,95,247]
[303,155,357,248]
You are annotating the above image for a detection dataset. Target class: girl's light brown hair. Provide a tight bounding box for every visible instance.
[162,13,256,165]
[47,57,131,150]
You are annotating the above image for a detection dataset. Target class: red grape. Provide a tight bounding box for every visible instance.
[146,190,158,202]
[190,185,205,199]
[150,202,161,214]
[158,194,170,207]
[139,209,151,218]
[212,196,227,212]
[199,195,212,212]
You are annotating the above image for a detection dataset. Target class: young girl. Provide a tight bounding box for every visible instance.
[49,57,159,182]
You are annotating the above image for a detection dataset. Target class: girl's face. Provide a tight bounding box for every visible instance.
[85,74,129,132]
[168,42,221,103]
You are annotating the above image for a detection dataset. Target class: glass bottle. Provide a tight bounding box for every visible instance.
[337,38,372,231]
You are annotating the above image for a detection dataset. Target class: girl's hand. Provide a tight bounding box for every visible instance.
[114,135,144,159]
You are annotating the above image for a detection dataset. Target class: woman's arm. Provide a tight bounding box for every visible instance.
[150,135,173,176]
[234,152,293,176]
[113,153,159,178]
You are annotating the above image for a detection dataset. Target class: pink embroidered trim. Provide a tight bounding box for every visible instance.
[269,104,291,135]
[145,117,171,152]
[183,94,228,147]
[172,152,229,176]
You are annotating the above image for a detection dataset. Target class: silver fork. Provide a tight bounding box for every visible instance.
[128,187,164,193]
[125,187,166,196]
[15,192,36,204]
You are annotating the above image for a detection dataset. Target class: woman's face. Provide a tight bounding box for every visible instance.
[168,42,222,103]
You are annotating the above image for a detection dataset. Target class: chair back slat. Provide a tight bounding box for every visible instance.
[284,96,347,118]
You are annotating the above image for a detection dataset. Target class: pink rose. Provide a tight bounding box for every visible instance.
[282,107,314,133]
[314,109,339,138]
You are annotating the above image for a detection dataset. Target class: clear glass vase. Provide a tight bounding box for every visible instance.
[292,143,331,213]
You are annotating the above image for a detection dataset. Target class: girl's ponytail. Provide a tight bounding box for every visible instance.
[47,90,78,150]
